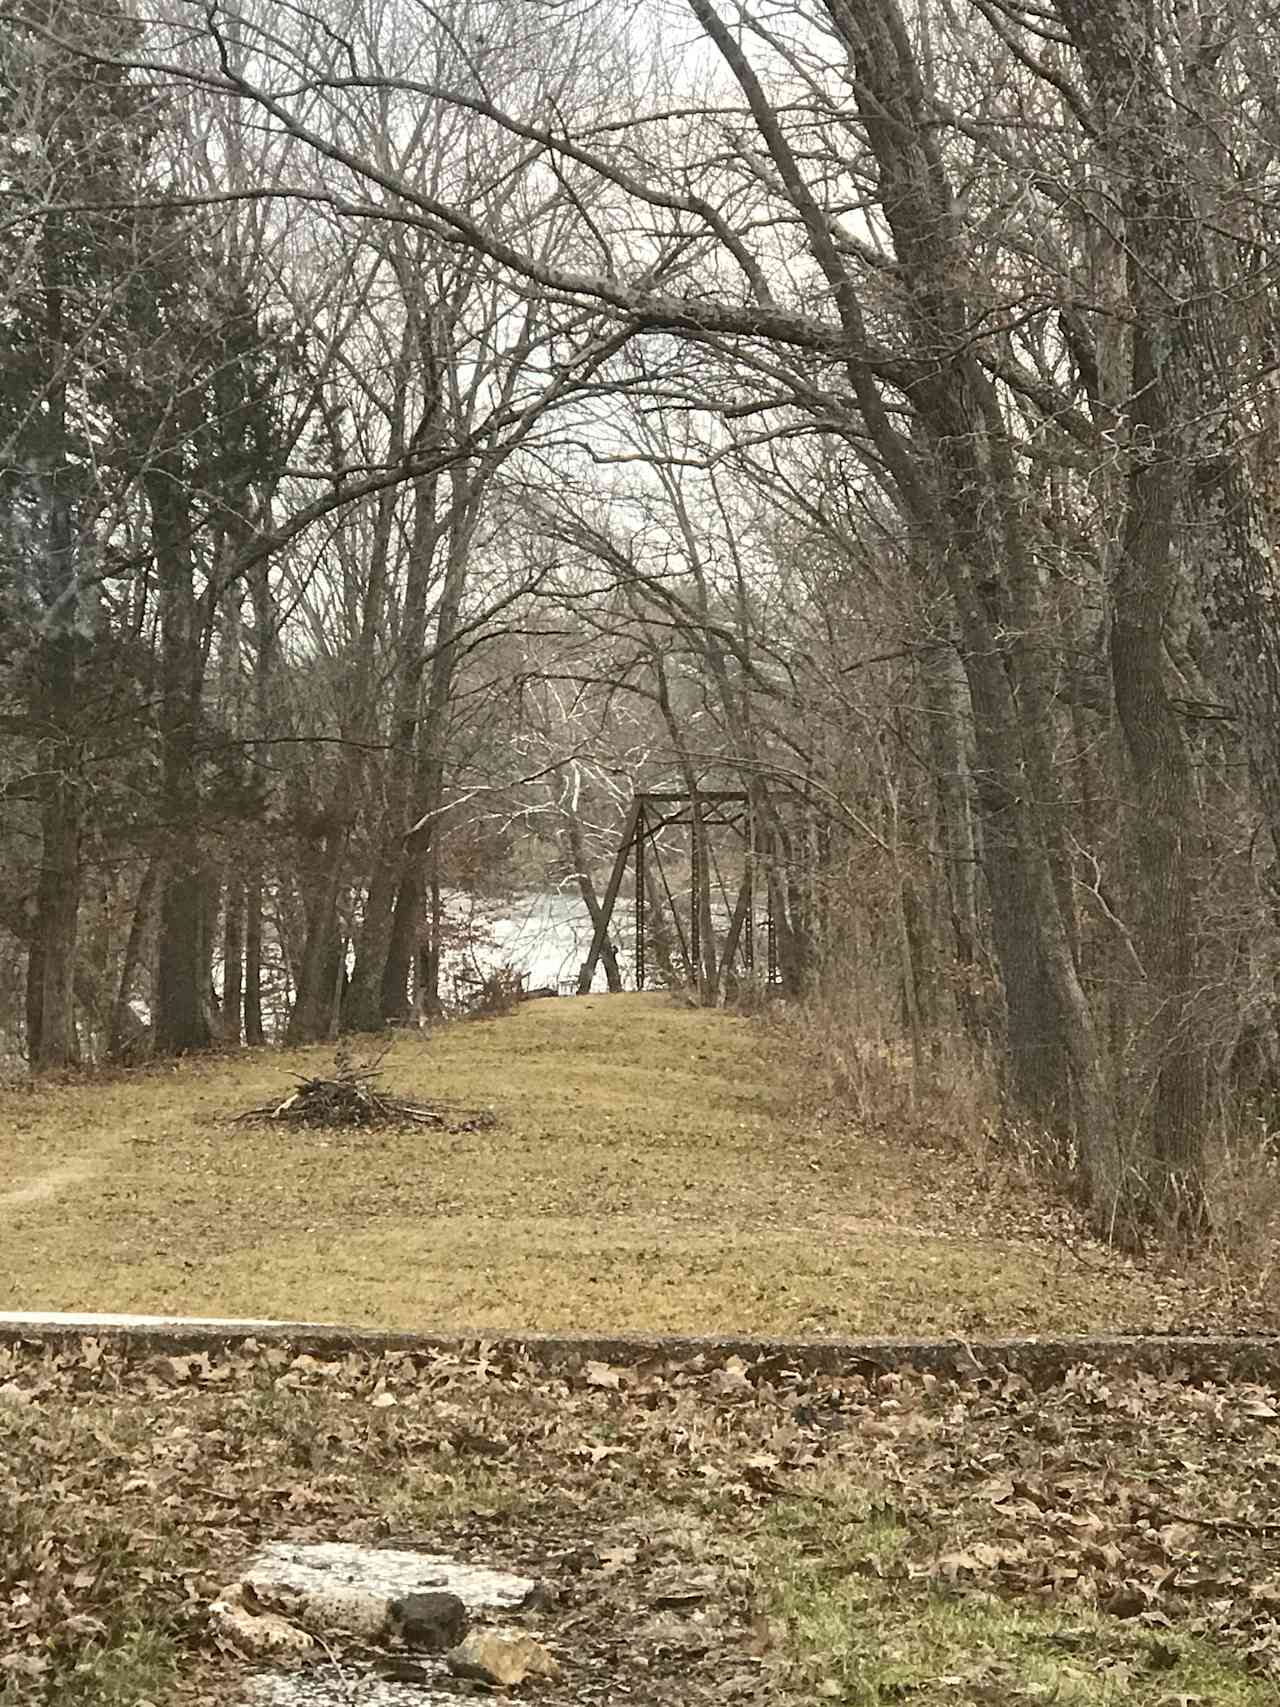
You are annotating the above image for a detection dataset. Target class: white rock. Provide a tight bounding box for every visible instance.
[244,1578,390,1640]
[209,1583,315,1658]
[244,1542,533,1610]
[230,1545,544,1706]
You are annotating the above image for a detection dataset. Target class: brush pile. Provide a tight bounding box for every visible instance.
[235,1049,496,1133]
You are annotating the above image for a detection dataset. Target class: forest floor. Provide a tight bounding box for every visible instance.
[7,997,1280,1707]
[6,1333,1280,1706]
[0,992,1264,1337]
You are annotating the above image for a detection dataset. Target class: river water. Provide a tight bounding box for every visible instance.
[434,888,638,998]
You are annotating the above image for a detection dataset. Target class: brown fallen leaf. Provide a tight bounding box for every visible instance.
[584,1361,623,1390]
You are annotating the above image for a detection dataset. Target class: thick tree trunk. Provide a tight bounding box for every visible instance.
[1106,297,1206,1225]
[792,0,1120,1216]
[921,641,986,1042]
[28,587,81,1070]
[1051,0,1221,1221]
[26,244,81,1071]
[148,464,210,1055]
[222,876,244,1047]
[28,749,80,1070]
[383,834,427,1021]
[287,831,347,1043]
[155,865,208,1054]
[383,484,473,1018]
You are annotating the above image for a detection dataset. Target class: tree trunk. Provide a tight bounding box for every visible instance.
[148,463,211,1055]
[222,876,244,1046]
[244,874,265,1045]
[383,480,474,1018]
[691,792,720,1004]
[1106,273,1205,1225]
[244,528,276,1049]
[921,639,986,1042]
[26,225,81,1071]
[345,467,442,1029]
[557,780,623,993]
[642,858,678,989]
[1052,0,1220,1222]
[287,830,347,1043]
[28,741,80,1070]
[793,0,1120,1215]
[109,856,158,1060]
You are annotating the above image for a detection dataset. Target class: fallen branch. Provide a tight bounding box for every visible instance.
[234,1049,496,1134]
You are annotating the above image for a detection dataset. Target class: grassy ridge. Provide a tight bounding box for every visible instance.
[0,994,1234,1336]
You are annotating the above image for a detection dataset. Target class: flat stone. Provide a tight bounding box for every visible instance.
[245,1542,533,1610]
[233,1546,542,1707]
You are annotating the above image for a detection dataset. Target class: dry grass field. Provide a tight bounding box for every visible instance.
[0,994,1245,1336]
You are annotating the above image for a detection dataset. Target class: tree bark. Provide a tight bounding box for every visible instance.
[244,874,265,1045]
[287,827,347,1043]
[383,479,474,1018]
[345,467,442,1029]
[1053,0,1220,1220]
[815,0,1118,1212]
[26,219,82,1071]
[148,462,211,1055]
[222,876,244,1046]
[27,728,80,1070]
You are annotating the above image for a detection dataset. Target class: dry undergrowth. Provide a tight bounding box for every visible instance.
[4,1335,1280,1705]
[779,991,1280,1326]
[0,994,1268,1335]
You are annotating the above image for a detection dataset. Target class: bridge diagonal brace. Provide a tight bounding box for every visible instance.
[577,798,641,994]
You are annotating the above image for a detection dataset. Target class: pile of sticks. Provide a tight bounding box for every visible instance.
[235,1051,496,1133]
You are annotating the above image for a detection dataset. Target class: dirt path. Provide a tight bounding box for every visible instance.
[0,1158,97,1210]
[0,995,1239,1332]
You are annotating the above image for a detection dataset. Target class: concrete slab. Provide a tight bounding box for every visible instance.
[228,1544,539,1707]
[3,1311,1280,1383]
[245,1542,533,1611]
[0,1310,323,1330]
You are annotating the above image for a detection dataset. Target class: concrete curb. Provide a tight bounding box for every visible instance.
[2,1312,1279,1385]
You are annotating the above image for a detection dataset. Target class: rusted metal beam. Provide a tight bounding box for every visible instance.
[577,797,641,994]
[635,790,748,803]
[718,868,753,981]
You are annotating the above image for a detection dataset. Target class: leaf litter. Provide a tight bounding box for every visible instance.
[2,1336,1280,1703]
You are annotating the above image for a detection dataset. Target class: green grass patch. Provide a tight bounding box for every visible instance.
[760,1489,1277,1704]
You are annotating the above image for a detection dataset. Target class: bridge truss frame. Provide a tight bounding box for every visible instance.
[577,790,777,994]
